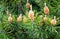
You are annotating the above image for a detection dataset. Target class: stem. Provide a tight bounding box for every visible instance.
[44,3,46,6]
[30,5,32,10]
[31,20,34,25]
[54,16,56,20]
[27,0,29,3]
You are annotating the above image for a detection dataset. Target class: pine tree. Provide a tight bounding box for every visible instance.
[0,0,60,39]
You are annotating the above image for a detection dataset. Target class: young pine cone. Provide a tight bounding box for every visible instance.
[28,5,34,21]
[44,3,49,14]
[44,15,47,22]
[26,3,30,8]
[8,14,12,23]
[17,14,22,22]
[26,0,30,8]
[51,16,57,25]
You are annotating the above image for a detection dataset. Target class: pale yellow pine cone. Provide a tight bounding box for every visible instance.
[17,14,22,22]
[8,14,12,23]
[26,3,30,8]
[51,16,57,25]
[28,5,34,21]
[26,0,30,8]
[44,3,49,14]
[44,15,47,21]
